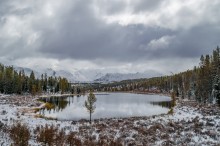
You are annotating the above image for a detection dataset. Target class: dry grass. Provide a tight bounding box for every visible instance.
[36,124,58,146]
[9,122,30,146]
[44,102,55,110]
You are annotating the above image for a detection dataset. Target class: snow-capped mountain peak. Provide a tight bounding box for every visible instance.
[94,71,163,83]
[14,66,163,83]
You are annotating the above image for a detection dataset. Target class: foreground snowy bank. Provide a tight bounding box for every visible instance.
[0,94,219,145]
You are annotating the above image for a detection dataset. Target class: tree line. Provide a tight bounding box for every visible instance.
[96,46,220,104]
[0,64,71,95]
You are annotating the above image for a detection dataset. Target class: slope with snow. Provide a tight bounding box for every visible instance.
[0,95,220,146]
[94,71,163,83]
[14,66,162,83]
[14,67,76,82]
[14,66,104,82]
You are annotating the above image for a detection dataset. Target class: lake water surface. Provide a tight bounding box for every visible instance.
[39,93,172,121]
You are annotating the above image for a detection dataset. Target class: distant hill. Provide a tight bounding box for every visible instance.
[94,71,163,83]
[14,66,163,83]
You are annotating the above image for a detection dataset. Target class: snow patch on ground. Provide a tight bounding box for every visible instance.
[0,95,220,145]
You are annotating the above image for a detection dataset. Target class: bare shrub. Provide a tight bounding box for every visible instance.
[66,131,82,146]
[54,129,66,146]
[9,122,30,146]
[83,139,97,146]
[109,139,123,146]
[36,124,58,146]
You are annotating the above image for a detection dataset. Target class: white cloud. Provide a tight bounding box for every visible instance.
[147,35,175,51]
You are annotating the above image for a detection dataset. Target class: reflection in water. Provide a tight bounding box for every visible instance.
[40,96,72,111]
[39,93,172,121]
[150,101,172,108]
[218,99,220,106]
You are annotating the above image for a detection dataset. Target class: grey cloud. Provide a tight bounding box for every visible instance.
[38,0,220,62]
[37,0,175,61]
[95,0,126,14]
[0,0,33,17]
[133,0,164,12]
[143,23,220,60]
[94,0,163,14]
[0,0,220,72]
[40,23,174,61]
[174,24,220,57]
[0,1,11,16]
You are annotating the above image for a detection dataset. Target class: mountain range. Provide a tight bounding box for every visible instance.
[14,66,163,83]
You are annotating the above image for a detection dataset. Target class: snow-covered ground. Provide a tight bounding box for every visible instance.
[0,94,219,145]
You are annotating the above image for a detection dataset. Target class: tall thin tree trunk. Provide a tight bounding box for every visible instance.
[90,111,91,124]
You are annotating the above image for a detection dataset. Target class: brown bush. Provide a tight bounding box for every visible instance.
[54,129,66,146]
[36,124,58,146]
[9,122,30,146]
[66,131,82,146]
[83,139,97,146]
[109,139,123,146]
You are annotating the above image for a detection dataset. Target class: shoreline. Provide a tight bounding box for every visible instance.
[95,91,171,98]
[39,93,85,98]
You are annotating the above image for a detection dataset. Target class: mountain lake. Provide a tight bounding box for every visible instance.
[39,93,172,121]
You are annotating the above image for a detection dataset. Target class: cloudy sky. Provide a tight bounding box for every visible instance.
[0,0,220,74]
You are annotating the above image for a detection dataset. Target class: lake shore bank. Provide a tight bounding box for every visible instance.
[0,94,219,145]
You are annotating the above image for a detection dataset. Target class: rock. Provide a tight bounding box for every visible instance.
[2,119,8,121]
[161,133,169,139]
[120,133,130,138]
[91,135,96,140]
[96,129,101,133]
[168,127,175,133]
[0,121,4,129]
[132,133,138,139]
[184,126,190,131]
[187,133,193,137]
[198,122,204,127]
[177,123,184,129]
[148,123,165,134]
[162,139,174,145]
[71,121,77,125]
[206,122,215,127]
[139,122,147,126]
[118,119,123,122]
[192,116,199,123]
[185,137,191,143]
[169,121,176,128]
[125,139,136,146]
[194,121,203,130]
[194,128,201,133]
[207,130,217,139]
[1,110,7,115]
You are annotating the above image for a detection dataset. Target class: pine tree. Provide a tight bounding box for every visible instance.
[0,65,4,93]
[85,91,97,123]
[195,55,212,103]
[29,71,35,94]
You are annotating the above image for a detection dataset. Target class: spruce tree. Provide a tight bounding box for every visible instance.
[85,91,97,123]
